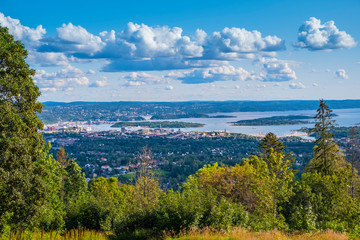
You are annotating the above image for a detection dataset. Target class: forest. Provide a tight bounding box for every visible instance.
[43,131,314,189]
[2,26,360,240]
[232,115,313,126]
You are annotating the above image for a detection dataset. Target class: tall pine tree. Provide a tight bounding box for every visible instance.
[307,99,347,175]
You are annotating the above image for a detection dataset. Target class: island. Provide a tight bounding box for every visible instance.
[111,121,204,128]
[116,116,145,121]
[232,115,313,126]
[299,126,360,138]
[209,115,236,118]
[150,113,235,120]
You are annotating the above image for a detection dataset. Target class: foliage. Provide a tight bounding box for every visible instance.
[0,228,108,240]
[307,99,344,175]
[0,26,64,231]
[64,160,88,202]
[1,27,360,238]
[233,115,312,126]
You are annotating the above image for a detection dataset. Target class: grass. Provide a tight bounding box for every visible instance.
[0,228,108,240]
[1,228,353,240]
[165,228,350,240]
[121,172,136,181]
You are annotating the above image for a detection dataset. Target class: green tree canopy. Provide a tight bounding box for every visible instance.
[307,99,348,175]
[0,26,63,230]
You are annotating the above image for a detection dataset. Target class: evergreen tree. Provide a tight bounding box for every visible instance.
[290,100,359,230]
[307,99,340,175]
[258,132,285,156]
[256,133,295,228]
[56,147,70,166]
[258,132,294,165]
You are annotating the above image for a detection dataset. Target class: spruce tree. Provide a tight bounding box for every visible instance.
[258,132,294,164]
[259,132,285,155]
[257,134,294,229]
[307,99,345,175]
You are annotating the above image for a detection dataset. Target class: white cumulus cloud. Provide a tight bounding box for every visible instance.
[86,69,96,75]
[27,52,69,66]
[90,77,108,87]
[40,87,57,93]
[1,12,288,72]
[123,72,169,86]
[0,12,46,47]
[294,17,357,51]
[39,23,105,55]
[204,27,285,59]
[178,65,259,84]
[34,65,89,91]
[289,82,306,89]
[257,58,297,82]
[336,69,348,79]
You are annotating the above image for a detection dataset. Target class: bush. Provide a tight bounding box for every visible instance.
[65,195,111,231]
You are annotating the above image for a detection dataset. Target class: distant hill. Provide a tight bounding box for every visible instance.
[39,100,360,124]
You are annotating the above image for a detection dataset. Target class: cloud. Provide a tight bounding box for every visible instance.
[40,87,57,93]
[312,83,319,87]
[34,65,89,91]
[165,85,174,90]
[90,77,108,87]
[335,69,348,79]
[0,12,46,47]
[86,69,96,75]
[27,52,69,66]
[257,58,297,82]
[294,17,357,51]
[178,65,259,84]
[1,12,286,71]
[203,27,285,59]
[124,81,145,87]
[38,23,105,55]
[1,12,288,72]
[289,82,306,89]
[123,72,169,86]
[102,58,222,71]
[256,84,266,88]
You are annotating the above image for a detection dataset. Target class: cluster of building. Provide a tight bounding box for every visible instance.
[43,121,235,139]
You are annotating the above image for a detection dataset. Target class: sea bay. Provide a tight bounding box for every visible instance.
[81,108,360,137]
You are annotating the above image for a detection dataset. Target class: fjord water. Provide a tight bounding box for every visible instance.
[84,108,360,137]
[156,108,360,137]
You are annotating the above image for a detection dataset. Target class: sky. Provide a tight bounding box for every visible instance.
[1,0,359,102]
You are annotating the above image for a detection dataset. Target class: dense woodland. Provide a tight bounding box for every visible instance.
[233,115,313,126]
[43,132,314,189]
[1,26,360,240]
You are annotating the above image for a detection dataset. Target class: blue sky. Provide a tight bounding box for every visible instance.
[1,0,359,102]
